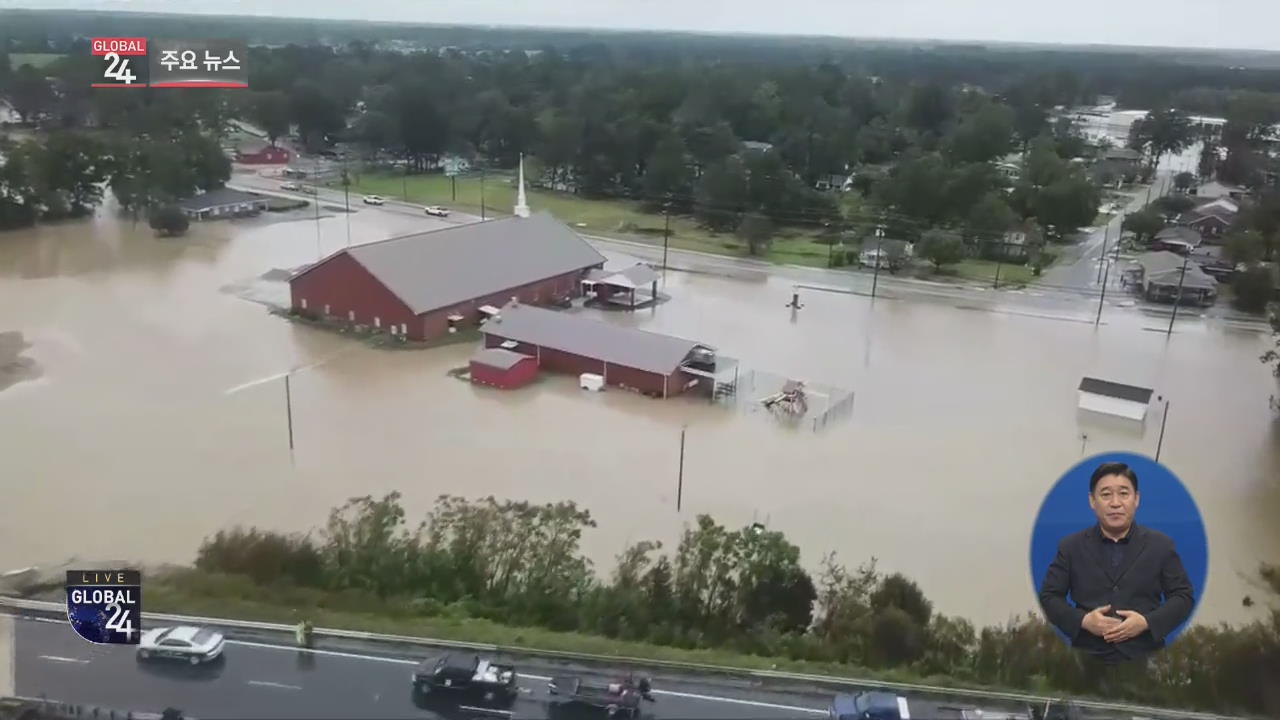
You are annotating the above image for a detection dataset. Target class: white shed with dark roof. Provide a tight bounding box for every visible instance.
[1077,377,1154,421]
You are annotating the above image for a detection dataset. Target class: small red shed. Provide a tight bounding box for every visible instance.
[236,145,291,165]
[469,347,538,389]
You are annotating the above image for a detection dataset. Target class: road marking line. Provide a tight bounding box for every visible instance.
[247,680,303,691]
[653,688,826,715]
[38,655,90,664]
[459,706,513,716]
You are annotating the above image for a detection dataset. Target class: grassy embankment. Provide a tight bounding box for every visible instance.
[143,567,1044,695]
[340,171,1037,286]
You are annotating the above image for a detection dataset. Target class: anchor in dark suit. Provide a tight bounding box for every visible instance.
[1038,462,1195,664]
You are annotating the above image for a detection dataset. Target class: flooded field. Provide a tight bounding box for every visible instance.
[1,194,1277,629]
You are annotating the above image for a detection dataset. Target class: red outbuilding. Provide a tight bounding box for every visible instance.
[480,300,726,398]
[288,213,606,341]
[469,348,538,389]
[236,145,292,165]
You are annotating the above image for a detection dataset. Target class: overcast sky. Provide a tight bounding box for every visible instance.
[3,0,1279,52]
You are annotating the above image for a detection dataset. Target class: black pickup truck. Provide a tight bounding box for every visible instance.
[547,675,654,719]
[410,653,519,706]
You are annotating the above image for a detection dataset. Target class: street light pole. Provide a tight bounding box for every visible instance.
[1166,253,1190,337]
[480,166,486,221]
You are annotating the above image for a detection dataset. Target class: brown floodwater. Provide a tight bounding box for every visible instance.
[1,194,1277,630]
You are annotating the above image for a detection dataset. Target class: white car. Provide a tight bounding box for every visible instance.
[362,195,385,206]
[137,626,225,665]
[280,182,301,191]
[424,206,449,217]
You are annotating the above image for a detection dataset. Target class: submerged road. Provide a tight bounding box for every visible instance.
[227,170,1270,331]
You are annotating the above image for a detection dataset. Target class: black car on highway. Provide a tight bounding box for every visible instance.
[411,653,519,706]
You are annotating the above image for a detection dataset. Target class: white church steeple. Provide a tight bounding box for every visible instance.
[514,153,531,218]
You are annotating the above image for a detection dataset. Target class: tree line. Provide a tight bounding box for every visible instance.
[3,33,1111,259]
[195,492,1279,716]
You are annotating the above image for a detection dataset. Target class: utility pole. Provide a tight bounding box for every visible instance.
[480,165,486,221]
[1155,396,1170,462]
[284,373,295,454]
[402,162,408,202]
[451,174,457,202]
[1096,232,1112,326]
[676,425,686,512]
[662,197,672,272]
[1096,222,1110,285]
[342,152,351,247]
[1166,253,1190,337]
[871,224,885,299]
[993,232,1004,290]
[313,157,322,261]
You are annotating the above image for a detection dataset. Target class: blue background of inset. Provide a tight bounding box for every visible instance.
[1029,451,1207,644]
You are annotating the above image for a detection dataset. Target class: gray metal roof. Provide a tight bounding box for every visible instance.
[481,301,710,375]
[1133,250,1191,274]
[1155,226,1201,244]
[1146,266,1218,290]
[586,263,659,289]
[177,187,267,211]
[1078,377,1153,404]
[314,213,606,316]
[471,347,532,370]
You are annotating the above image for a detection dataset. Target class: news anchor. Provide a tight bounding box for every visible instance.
[1038,461,1194,664]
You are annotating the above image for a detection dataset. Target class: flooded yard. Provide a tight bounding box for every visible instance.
[1,198,1277,629]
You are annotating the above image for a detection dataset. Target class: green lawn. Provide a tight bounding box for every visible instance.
[339,172,1042,282]
[947,259,1036,287]
[343,171,837,267]
[10,53,63,69]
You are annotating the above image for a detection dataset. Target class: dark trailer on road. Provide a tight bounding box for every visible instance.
[411,653,519,706]
[547,675,654,719]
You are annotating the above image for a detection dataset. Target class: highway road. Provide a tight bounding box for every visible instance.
[13,615,838,719]
[9,613,1095,720]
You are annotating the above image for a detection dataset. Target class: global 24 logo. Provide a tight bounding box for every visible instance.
[65,570,142,644]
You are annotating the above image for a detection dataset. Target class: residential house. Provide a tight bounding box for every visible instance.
[1125,251,1218,305]
[1152,226,1202,254]
[815,173,852,192]
[177,188,271,220]
[1192,180,1247,201]
[994,152,1023,182]
[1176,201,1237,242]
[859,239,914,269]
